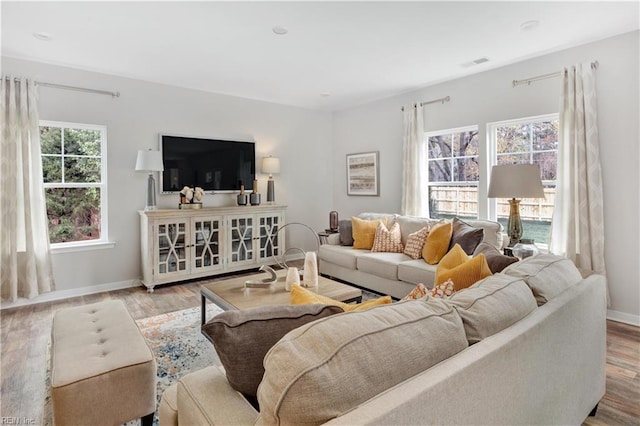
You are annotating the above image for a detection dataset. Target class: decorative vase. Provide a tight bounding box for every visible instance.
[329,211,339,231]
[237,184,248,206]
[250,181,260,206]
[285,267,300,291]
[303,252,318,288]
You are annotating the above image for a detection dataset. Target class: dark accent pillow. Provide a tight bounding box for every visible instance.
[449,217,484,255]
[338,219,354,246]
[473,242,519,273]
[202,304,344,399]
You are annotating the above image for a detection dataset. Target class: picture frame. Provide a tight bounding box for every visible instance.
[346,151,379,196]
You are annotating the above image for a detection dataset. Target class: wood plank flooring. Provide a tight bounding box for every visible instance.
[1,279,638,425]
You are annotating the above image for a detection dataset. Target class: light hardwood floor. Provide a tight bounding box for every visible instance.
[1,279,638,425]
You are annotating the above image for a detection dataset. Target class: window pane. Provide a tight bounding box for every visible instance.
[428,185,478,220]
[497,153,529,165]
[42,156,62,183]
[428,159,451,182]
[40,127,62,154]
[45,187,101,243]
[533,152,557,180]
[453,157,479,181]
[533,121,558,150]
[64,128,101,156]
[497,123,529,154]
[64,157,101,182]
[453,131,479,156]
[428,135,451,159]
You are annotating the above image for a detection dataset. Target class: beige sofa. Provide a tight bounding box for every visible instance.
[159,255,606,425]
[319,213,508,299]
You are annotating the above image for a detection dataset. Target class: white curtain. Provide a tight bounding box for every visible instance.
[550,63,607,281]
[401,103,426,216]
[1,77,54,301]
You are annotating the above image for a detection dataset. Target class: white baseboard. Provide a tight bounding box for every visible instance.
[606,309,640,326]
[0,279,141,310]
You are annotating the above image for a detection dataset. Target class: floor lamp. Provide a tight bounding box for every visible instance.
[135,149,164,210]
[262,156,280,203]
[488,164,545,246]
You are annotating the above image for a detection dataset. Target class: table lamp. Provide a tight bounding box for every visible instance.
[262,156,280,203]
[135,149,164,210]
[488,163,545,246]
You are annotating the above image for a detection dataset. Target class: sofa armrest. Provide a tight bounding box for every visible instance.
[325,233,342,245]
[176,366,258,425]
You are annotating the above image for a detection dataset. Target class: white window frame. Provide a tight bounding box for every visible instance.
[487,113,559,246]
[424,125,480,219]
[40,120,113,253]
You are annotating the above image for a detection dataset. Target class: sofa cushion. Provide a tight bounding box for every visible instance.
[357,252,410,281]
[358,212,397,227]
[403,226,430,259]
[449,217,484,255]
[465,219,504,249]
[338,219,354,246]
[422,222,453,264]
[255,299,468,426]
[397,260,437,286]
[319,244,368,270]
[395,215,434,246]
[446,274,538,344]
[290,284,391,312]
[201,304,344,399]
[402,279,455,301]
[352,217,386,250]
[436,244,492,291]
[501,254,583,305]
[371,222,404,253]
[473,242,519,273]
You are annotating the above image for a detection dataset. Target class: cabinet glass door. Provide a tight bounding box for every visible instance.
[257,213,282,261]
[157,221,188,275]
[192,216,223,272]
[228,216,254,264]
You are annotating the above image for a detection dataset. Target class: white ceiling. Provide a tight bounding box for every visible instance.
[2,1,638,111]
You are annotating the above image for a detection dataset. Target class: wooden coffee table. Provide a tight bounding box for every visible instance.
[200,269,362,324]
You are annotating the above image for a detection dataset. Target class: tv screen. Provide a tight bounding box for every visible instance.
[160,135,255,193]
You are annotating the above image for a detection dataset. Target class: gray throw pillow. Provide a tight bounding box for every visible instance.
[473,242,519,273]
[338,219,354,246]
[449,217,484,255]
[202,304,344,399]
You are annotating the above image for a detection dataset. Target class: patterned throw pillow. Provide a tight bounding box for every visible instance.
[402,280,456,301]
[430,279,456,298]
[403,226,430,259]
[402,283,429,301]
[371,222,404,253]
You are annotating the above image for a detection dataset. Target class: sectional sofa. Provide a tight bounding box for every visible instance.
[319,213,508,299]
[159,254,606,425]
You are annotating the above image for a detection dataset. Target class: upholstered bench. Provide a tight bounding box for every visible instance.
[51,300,157,426]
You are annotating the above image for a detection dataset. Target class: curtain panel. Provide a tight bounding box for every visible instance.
[1,77,54,301]
[401,103,426,217]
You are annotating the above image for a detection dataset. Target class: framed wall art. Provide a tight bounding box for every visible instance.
[346,151,379,196]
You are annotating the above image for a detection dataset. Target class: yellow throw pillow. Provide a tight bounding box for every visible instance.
[435,244,492,291]
[352,217,386,250]
[290,284,392,312]
[422,222,453,264]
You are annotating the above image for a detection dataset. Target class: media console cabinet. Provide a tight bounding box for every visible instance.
[139,205,286,292]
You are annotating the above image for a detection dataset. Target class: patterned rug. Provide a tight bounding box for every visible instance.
[43,304,223,426]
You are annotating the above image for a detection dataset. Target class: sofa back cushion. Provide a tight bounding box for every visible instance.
[501,254,583,305]
[395,215,434,246]
[464,219,504,249]
[446,274,538,344]
[255,299,468,426]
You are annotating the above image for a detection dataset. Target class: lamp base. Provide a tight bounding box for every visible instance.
[145,173,157,210]
[267,178,275,203]
[507,198,523,246]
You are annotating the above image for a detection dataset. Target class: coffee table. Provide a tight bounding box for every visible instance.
[200,268,362,324]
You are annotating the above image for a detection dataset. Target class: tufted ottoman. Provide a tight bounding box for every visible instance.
[51,300,157,426]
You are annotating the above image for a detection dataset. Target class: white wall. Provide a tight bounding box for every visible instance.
[332,31,640,324]
[2,56,333,295]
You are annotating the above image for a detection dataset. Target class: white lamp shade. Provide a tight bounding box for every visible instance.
[135,150,164,172]
[488,164,545,198]
[262,156,280,174]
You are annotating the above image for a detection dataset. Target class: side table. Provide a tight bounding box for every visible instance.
[318,230,339,245]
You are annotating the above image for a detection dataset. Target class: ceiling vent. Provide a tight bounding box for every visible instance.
[461,57,490,68]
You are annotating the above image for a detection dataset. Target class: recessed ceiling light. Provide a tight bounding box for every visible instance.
[272,26,288,35]
[33,32,53,41]
[460,57,489,68]
[520,20,540,31]
[320,92,331,98]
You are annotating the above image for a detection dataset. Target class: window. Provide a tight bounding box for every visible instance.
[489,114,559,244]
[426,126,479,220]
[39,121,107,246]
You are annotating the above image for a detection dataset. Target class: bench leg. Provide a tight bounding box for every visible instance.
[141,412,154,426]
[589,403,599,417]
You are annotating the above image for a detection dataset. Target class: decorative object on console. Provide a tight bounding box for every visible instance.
[249,179,261,205]
[135,149,164,211]
[346,151,379,196]
[236,183,248,206]
[285,267,300,291]
[329,211,339,231]
[262,156,280,203]
[302,252,318,288]
[178,186,204,209]
[488,163,545,246]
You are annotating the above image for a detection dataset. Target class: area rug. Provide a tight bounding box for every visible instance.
[43,304,223,426]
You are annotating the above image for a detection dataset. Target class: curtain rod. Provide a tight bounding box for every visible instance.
[512,61,599,88]
[400,96,450,111]
[4,77,120,98]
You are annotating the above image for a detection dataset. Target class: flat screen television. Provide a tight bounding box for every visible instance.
[160,134,255,193]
